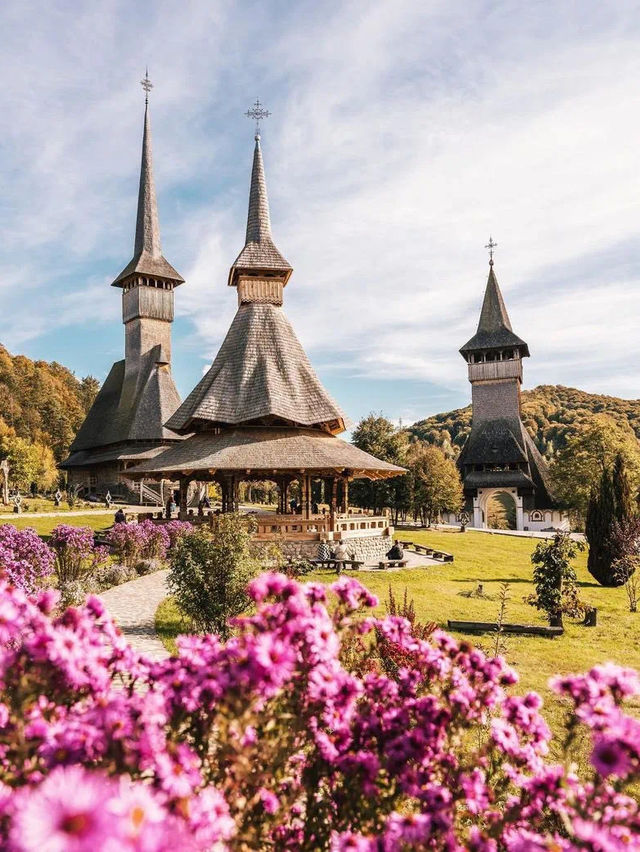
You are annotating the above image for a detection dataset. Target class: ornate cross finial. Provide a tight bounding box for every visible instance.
[140,68,153,104]
[245,98,271,138]
[485,236,498,266]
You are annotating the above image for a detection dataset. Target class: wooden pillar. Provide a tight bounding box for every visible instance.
[232,476,239,513]
[222,475,236,513]
[329,476,337,529]
[178,477,189,521]
[279,476,291,514]
[302,473,312,519]
[342,478,349,514]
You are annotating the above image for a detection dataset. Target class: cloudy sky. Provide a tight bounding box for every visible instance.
[1,0,639,427]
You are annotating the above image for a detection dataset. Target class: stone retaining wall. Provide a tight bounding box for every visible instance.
[276,534,391,564]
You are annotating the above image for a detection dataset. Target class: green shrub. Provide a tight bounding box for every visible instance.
[167,515,259,639]
[525,532,585,627]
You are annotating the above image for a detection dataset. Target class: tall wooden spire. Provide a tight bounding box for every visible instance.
[112,80,183,287]
[228,134,292,291]
[460,263,529,357]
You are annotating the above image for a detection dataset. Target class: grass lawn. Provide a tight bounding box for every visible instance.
[154,527,640,757]
[155,597,193,656]
[312,528,640,753]
[0,513,114,538]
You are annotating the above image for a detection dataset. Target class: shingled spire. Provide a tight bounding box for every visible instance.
[228,134,292,292]
[460,263,529,356]
[134,99,161,258]
[166,125,344,435]
[112,83,183,287]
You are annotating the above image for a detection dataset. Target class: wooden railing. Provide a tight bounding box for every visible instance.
[253,513,390,541]
[139,511,392,542]
[468,359,522,382]
[254,514,331,539]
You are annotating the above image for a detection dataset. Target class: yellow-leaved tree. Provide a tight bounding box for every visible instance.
[550,415,640,523]
[407,444,463,527]
[0,436,58,493]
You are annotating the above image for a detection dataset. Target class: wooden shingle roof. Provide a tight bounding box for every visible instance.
[460,266,529,355]
[130,427,405,479]
[228,136,292,286]
[112,101,184,287]
[166,303,346,434]
[62,346,182,467]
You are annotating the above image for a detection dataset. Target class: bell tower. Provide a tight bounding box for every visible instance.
[111,71,184,377]
[62,72,185,494]
[457,241,556,530]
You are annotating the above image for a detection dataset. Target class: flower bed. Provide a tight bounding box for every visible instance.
[0,573,639,850]
[0,520,194,602]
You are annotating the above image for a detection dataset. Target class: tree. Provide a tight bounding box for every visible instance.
[550,415,640,522]
[611,516,640,612]
[0,435,58,492]
[586,453,636,586]
[407,444,463,526]
[350,415,409,518]
[167,516,259,639]
[79,375,100,413]
[0,344,99,464]
[526,532,585,627]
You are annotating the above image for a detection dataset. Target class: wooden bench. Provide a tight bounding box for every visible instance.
[310,558,363,572]
[396,541,453,562]
[447,620,563,637]
[432,551,454,562]
[378,559,408,569]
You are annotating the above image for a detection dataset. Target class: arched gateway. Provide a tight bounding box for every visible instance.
[130,123,405,561]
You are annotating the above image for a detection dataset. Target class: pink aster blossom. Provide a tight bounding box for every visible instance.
[9,765,120,852]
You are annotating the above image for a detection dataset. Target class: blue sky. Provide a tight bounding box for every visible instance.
[1,0,640,428]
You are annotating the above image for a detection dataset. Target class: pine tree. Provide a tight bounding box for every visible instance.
[587,454,634,586]
[613,452,633,523]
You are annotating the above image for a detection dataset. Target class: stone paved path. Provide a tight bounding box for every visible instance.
[99,569,170,661]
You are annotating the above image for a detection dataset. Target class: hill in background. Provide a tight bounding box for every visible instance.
[408,385,640,460]
[0,344,98,463]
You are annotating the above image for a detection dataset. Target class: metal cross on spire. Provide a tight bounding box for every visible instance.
[245,98,271,138]
[140,69,153,104]
[485,236,498,266]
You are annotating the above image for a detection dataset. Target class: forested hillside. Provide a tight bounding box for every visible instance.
[0,344,98,463]
[409,385,640,461]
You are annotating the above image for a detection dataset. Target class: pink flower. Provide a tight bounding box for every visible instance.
[259,787,279,814]
[591,737,632,778]
[10,765,119,852]
[331,832,376,851]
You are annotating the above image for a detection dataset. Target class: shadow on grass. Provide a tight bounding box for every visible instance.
[456,577,532,585]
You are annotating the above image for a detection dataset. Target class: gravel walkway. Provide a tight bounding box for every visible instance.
[99,569,170,661]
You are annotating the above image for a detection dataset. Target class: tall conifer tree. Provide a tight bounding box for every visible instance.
[587,454,634,586]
